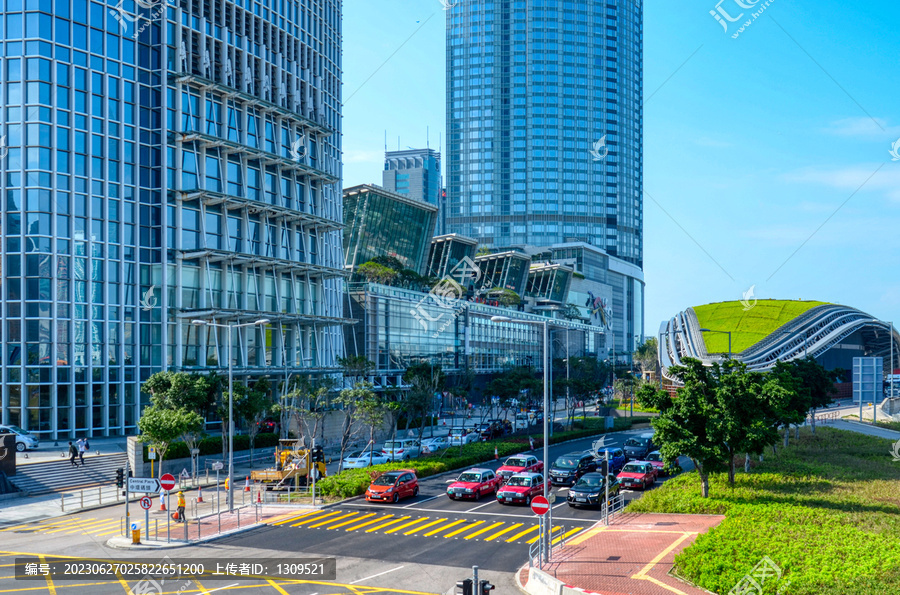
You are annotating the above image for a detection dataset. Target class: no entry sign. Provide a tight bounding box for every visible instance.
[159,473,176,491]
[531,495,550,515]
[139,496,152,510]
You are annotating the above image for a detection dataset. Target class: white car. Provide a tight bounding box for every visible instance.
[514,413,532,430]
[420,436,449,453]
[382,439,421,461]
[342,449,391,468]
[448,427,479,446]
[0,425,39,452]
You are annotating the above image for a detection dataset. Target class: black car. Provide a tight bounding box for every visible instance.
[549,452,596,486]
[567,472,620,508]
[623,434,655,460]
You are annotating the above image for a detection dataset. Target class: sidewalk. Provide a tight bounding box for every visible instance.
[16,436,128,465]
[518,513,724,595]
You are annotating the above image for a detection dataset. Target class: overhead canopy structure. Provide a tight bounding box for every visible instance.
[658,300,899,381]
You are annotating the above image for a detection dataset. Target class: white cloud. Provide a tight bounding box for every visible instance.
[782,165,900,201]
[823,117,900,138]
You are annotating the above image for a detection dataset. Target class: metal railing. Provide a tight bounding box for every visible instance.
[61,485,124,512]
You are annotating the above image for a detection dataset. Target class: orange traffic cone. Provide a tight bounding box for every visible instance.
[197,485,204,503]
[244,476,251,492]
[159,497,167,512]
[494,447,498,460]
[257,489,262,504]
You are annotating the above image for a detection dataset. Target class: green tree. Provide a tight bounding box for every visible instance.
[334,356,375,469]
[772,357,838,436]
[348,382,389,467]
[486,287,521,307]
[556,356,610,427]
[137,406,203,476]
[357,261,398,285]
[403,363,446,443]
[232,378,272,463]
[287,377,336,451]
[487,366,541,419]
[634,338,659,379]
[371,255,405,271]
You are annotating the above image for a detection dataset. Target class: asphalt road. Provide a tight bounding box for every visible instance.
[0,424,685,595]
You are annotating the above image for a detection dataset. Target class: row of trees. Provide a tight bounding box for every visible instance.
[637,357,839,497]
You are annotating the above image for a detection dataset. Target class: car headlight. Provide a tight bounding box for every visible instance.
[464,488,473,493]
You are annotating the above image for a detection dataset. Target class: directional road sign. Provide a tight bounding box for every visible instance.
[159,473,176,491]
[128,477,161,493]
[212,461,224,471]
[531,495,550,515]
[139,496,152,510]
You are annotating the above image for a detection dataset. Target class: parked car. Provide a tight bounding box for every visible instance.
[497,454,543,482]
[342,448,391,469]
[420,436,449,453]
[567,472,620,508]
[448,427,479,446]
[623,433,655,460]
[256,418,277,434]
[365,470,419,503]
[616,461,658,490]
[514,413,532,430]
[382,439,421,461]
[487,419,508,436]
[593,447,627,474]
[645,451,682,476]
[549,451,597,486]
[0,425,39,452]
[496,472,544,506]
[476,421,503,440]
[447,468,501,500]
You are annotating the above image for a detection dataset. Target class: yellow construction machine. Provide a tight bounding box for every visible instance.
[251,439,327,489]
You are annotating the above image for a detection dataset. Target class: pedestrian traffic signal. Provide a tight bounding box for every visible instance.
[115,468,124,488]
[479,580,495,594]
[456,578,472,595]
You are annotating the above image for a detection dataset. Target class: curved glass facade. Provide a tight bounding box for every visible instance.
[445,0,643,268]
[0,0,344,438]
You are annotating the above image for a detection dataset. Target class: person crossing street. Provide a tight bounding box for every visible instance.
[176,491,186,523]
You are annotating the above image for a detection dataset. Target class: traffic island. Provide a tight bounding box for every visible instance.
[517,513,724,595]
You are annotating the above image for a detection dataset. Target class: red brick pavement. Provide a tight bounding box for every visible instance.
[521,513,725,595]
[155,506,305,542]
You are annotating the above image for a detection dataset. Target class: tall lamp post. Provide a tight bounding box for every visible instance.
[699,328,732,360]
[491,315,560,563]
[192,318,270,512]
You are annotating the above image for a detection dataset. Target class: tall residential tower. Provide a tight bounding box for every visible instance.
[0,0,344,438]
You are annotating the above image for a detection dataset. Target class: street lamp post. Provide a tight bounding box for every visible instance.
[699,328,732,360]
[491,315,555,562]
[192,318,270,512]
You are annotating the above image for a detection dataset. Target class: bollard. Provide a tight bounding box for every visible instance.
[80,490,84,509]
[61,494,65,512]
[132,528,141,545]
[98,486,102,504]
[197,518,201,540]
[183,517,188,542]
[237,508,241,528]
[218,512,221,534]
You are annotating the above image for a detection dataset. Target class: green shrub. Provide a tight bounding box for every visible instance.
[143,432,280,460]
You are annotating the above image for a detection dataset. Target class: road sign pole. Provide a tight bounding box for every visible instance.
[145,505,149,541]
[124,459,130,537]
[473,566,478,592]
[166,491,170,543]
[605,449,610,526]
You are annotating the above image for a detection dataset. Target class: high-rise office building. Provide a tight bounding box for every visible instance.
[382,148,444,234]
[445,0,644,268]
[0,0,344,439]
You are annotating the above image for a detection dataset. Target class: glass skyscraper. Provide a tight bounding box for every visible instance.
[445,0,644,268]
[0,0,344,439]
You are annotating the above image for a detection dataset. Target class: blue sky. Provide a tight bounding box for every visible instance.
[342,0,900,333]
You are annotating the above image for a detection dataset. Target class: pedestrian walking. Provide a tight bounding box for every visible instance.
[68,441,78,467]
[76,438,86,467]
[176,491,186,523]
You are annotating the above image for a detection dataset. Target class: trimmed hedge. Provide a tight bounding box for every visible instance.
[316,416,652,499]
[143,432,280,461]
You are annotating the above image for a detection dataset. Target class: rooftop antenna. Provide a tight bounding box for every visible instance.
[427,126,430,149]
[384,130,387,152]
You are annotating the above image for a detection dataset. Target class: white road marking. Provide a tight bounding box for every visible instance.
[350,566,405,584]
[404,495,440,507]
[200,584,240,594]
[346,501,593,522]
[465,500,499,512]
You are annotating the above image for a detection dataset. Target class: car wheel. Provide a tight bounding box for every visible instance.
[413,487,419,497]
[404,455,410,461]
[16,442,25,452]
[392,493,400,503]
[525,495,531,506]
[474,490,481,501]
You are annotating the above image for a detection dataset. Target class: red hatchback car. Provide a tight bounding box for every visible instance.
[365,470,419,503]
[616,461,658,491]
[447,468,500,501]
[496,472,545,506]
[496,454,543,483]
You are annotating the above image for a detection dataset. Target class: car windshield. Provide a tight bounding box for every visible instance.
[575,476,603,489]
[383,442,402,449]
[347,451,364,459]
[2,425,24,434]
[458,473,482,483]
[625,438,646,447]
[506,476,530,487]
[554,458,578,469]
[622,463,646,474]
[373,474,401,486]
[505,457,527,467]
[646,453,662,462]
[450,428,464,436]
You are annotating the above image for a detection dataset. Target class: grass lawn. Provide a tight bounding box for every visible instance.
[692,299,828,354]
[626,427,900,595]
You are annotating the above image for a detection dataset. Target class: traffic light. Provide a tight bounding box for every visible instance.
[597,458,608,475]
[479,580,495,594]
[115,468,124,488]
[455,578,472,595]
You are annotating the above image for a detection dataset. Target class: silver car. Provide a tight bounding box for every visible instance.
[0,425,40,452]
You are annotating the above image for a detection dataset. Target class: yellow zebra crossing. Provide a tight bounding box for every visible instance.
[267,509,584,544]
[4,517,128,537]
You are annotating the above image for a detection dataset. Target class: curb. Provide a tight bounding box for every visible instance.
[514,563,530,595]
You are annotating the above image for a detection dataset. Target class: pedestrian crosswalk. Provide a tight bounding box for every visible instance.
[0,516,128,537]
[268,509,585,545]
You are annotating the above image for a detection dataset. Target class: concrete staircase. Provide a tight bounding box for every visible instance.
[9,453,128,496]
